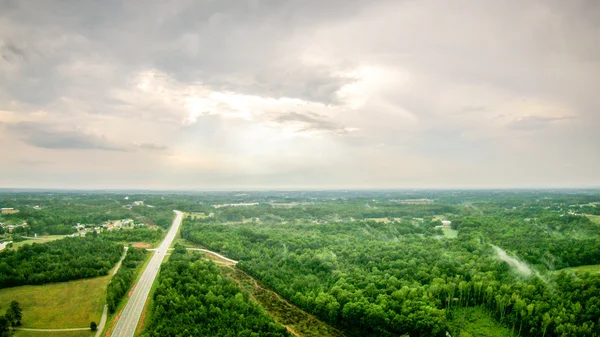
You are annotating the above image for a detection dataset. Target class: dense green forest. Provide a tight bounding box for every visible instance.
[100,227,164,244]
[141,247,291,337]
[2,189,600,336]
[106,247,149,313]
[0,236,122,288]
[180,191,600,337]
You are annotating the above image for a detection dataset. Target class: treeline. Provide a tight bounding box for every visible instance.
[140,247,291,337]
[182,215,600,337]
[101,227,164,244]
[0,236,122,288]
[106,247,148,313]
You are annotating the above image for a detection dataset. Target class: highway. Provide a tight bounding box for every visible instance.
[110,210,184,337]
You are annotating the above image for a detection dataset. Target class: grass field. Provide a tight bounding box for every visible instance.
[442,227,459,238]
[587,214,600,224]
[449,307,514,337]
[0,275,109,329]
[9,235,69,250]
[172,237,204,248]
[221,266,344,337]
[559,264,600,274]
[14,330,94,337]
[186,212,207,220]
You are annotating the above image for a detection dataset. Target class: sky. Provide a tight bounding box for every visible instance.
[1,0,599,189]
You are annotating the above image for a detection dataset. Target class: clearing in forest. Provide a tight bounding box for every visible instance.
[448,307,515,337]
[586,214,600,224]
[9,235,69,250]
[558,264,600,274]
[132,242,151,248]
[0,275,109,329]
[220,266,345,337]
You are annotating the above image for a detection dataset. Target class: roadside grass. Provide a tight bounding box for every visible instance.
[100,250,153,337]
[9,235,69,250]
[220,266,344,337]
[172,237,204,249]
[448,306,514,337]
[14,330,94,337]
[135,266,161,336]
[0,276,109,329]
[168,216,185,248]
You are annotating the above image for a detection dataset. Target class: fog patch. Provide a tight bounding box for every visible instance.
[491,244,533,277]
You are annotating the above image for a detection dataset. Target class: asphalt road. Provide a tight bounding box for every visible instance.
[110,210,184,337]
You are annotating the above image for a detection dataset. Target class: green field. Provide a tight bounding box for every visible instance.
[186,212,208,220]
[442,227,458,238]
[587,214,600,224]
[0,275,109,329]
[559,264,600,274]
[449,307,514,337]
[9,235,69,250]
[14,330,94,337]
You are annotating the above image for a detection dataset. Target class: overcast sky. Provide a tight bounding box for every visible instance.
[1,0,599,189]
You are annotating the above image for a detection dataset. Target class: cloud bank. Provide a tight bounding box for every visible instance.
[1,0,599,189]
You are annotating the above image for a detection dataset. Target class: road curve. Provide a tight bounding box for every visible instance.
[110,210,184,337]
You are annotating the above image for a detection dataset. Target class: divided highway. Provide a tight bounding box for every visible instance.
[110,210,184,337]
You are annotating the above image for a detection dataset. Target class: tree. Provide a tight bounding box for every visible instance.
[90,321,97,331]
[0,316,10,337]
[5,301,22,326]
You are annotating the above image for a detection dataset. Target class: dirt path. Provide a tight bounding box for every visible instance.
[94,304,108,337]
[184,248,238,265]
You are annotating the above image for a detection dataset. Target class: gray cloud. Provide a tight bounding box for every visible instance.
[136,143,169,152]
[0,40,26,63]
[0,0,599,188]
[6,122,128,151]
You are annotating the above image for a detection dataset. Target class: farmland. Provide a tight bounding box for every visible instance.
[0,275,109,328]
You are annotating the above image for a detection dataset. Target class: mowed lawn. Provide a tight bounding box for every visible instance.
[0,275,110,329]
[9,235,69,250]
[14,331,94,337]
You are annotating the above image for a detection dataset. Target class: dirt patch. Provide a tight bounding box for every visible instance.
[133,242,152,248]
[103,309,123,337]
